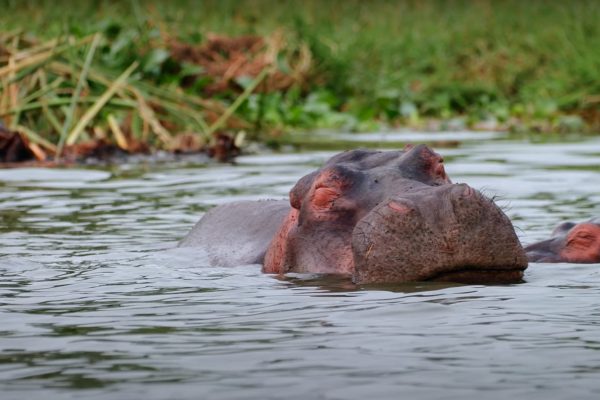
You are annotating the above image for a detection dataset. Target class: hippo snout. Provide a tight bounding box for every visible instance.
[352,183,528,284]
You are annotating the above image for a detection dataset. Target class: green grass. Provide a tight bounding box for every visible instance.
[2,0,600,137]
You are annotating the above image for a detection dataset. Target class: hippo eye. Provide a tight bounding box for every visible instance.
[567,231,596,249]
[312,186,341,209]
[576,234,594,243]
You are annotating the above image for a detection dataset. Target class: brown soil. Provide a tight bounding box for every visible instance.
[0,126,35,163]
[0,124,240,167]
[169,33,312,95]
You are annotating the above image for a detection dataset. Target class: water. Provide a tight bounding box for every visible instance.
[1,134,600,400]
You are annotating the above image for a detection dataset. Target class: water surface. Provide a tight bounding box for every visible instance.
[1,134,600,399]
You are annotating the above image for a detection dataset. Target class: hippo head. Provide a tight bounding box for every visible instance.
[263,145,528,284]
[525,218,600,263]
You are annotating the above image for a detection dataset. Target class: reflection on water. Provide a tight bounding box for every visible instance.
[1,135,600,399]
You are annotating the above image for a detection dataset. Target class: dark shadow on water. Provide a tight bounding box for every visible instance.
[277,273,468,294]
[358,280,470,293]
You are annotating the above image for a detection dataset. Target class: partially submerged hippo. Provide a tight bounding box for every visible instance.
[180,145,528,284]
[525,218,600,263]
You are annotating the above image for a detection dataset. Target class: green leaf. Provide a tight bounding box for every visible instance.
[142,48,170,75]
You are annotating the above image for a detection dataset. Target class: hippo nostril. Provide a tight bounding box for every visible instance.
[451,183,475,198]
[462,185,475,198]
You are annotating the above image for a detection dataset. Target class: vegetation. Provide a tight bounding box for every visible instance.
[1,0,599,161]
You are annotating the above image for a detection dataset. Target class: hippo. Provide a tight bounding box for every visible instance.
[525,218,600,263]
[179,145,528,284]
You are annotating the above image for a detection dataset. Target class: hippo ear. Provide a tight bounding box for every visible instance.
[397,144,451,185]
[551,221,576,237]
[289,171,318,210]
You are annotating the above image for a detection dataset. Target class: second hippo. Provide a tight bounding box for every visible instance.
[525,218,600,263]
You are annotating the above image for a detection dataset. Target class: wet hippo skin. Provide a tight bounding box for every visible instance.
[180,145,528,284]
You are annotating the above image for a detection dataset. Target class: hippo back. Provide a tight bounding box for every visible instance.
[178,200,289,267]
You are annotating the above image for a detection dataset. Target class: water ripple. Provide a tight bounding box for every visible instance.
[1,137,600,399]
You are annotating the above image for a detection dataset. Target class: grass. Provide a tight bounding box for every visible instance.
[1,0,599,157]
